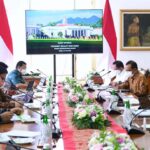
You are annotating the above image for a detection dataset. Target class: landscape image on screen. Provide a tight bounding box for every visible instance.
[26,9,103,54]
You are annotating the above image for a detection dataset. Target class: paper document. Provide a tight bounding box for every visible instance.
[3,130,40,137]
[11,114,37,123]
[24,102,41,109]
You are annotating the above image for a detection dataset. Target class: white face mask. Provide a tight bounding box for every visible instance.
[21,69,26,75]
[127,71,133,77]
[116,70,121,74]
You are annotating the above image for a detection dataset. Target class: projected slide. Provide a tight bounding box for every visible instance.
[26,9,103,54]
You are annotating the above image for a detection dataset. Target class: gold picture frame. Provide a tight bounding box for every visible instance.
[120,9,150,51]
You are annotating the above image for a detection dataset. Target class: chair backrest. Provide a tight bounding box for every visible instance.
[139,95,150,108]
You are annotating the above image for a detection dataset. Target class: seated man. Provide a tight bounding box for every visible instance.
[6,61,28,89]
[110,60,131,86]
[117,60,148,97]
[0,62,23,123]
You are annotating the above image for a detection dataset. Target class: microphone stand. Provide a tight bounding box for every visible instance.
[36,69,48,78]
[107,100,121,115]
[5,80,54,106]
[101,71,111,77]
[16,82,58,117]
[36,69,57,87]
[124,108,150,134]
[30,71,46,88]
[99,69,105,74]
[0,141,35,150]
[5,78,61,139]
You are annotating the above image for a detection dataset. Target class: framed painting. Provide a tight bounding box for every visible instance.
[120,9,150,50]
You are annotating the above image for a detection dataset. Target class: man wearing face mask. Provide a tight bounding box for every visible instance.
[110,60,132,87]
[0,62,23,123]
[6,61,28,89]
[117,60,148,97]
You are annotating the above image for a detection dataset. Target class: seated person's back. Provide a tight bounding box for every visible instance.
[0,62,23,124]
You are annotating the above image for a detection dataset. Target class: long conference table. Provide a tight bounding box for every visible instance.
[0,84,150,150]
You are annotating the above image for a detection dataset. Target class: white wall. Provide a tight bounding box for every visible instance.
[4,0,150,80]
[110,0,150,70]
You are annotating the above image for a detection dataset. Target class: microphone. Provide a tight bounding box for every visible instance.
[36,69,56,87]
[95,91,106,103]
[30,71,47,91]
[101,71,111,77]
[123,108,150,134]
[30,71,40,76]
[36,69,48,78]
[6,94,61,139]
[5,80,57,109]
[98,69,105,74]
[0,141,35,150]
[4,82,61,142]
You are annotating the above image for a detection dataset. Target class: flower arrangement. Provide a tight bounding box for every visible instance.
[72,104,110,129]
[67,93,81,107]
[88,130,137,150]
[67,91,95,107]
[67,85,86,107]
[63,77,78,93]
[65,77,77,88]
[82,92,95,105]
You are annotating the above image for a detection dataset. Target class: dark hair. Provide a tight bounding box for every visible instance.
[113,60,124,69]
[16,61,26,69]
[126,60,138,69]
[0,62,8,69]
[0,62,8,74]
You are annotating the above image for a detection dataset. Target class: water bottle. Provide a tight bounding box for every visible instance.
[48,76,52,87]
[44,99,52,119]
[107,90,118,111]
[41,112,52,149]
[123,100,133,128]
[110,90,118,110]
[46,85,52,100]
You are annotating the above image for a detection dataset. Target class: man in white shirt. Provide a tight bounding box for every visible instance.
[97,61,131,102]
[110,60,131,86]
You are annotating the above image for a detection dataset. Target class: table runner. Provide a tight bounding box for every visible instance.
[58,84,126,150]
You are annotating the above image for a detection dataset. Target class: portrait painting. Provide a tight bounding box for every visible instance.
[120,10,150,50]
